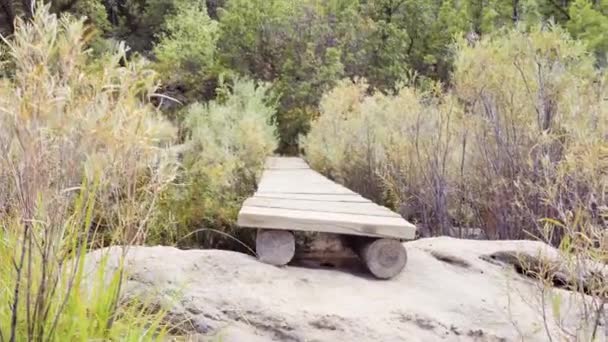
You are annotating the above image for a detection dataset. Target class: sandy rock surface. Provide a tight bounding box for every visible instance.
[85,237,606,342]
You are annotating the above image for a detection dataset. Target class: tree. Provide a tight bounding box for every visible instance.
[153,0,219,104]
[217,0,351,153]
[567,0,608,64]
[427,0,469,81]
[357,0,412,89]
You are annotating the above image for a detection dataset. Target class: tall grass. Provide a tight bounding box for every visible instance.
[0,7,177,340]
[0,184,167,341]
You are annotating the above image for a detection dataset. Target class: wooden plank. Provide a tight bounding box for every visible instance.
[238,206,416,240]
[243,197,400,217]
[258,170,346,187]
[238,156,417,240]
[257,186,354,195]
[257,174,355,194]
[258,170,337,182]
[254,193,370,203]
[257,182,355,195]
[265,157,310,169]
[259,180,343,188]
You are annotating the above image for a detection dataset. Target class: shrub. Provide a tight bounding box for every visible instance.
[152,78,278,248]
[0,187,169,341]
[452,25,606,241]
[304,28,608,338]
[304,25,608,242]
[302,77,463,236]
[302,78,390,200]
[0,8,178,240]
[0,7,176,340]
[217,0,349,154]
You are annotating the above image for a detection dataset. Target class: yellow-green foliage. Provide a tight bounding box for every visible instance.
[153,0,219,93]
[0,7,176,340]
[303,78,462,234]
[184,79,277,192]
[453,26,608,240]
[305,25,608,242]
[154,79,278,247]
[0,187,168,341]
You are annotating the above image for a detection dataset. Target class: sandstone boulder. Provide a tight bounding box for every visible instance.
[85,237,607,341]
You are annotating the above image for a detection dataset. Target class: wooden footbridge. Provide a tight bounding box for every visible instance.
[237,157,417,279]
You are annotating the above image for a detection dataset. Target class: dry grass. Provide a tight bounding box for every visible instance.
[0,7,177,340]
[303,25,608,242]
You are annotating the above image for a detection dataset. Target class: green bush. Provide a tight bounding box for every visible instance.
[151,78,278,248]
[153,0,219,100]
[217,0,349,153]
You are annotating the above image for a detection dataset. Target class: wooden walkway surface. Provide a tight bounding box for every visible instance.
[237,157,416,240]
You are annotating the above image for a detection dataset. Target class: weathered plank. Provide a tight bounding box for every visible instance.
[265,157,309,169]
[257,171,354,195]
[254,193,370,203]
[237,156,417,240]
[238,206,416,239]
[256,185,354,195]
[243,197,400,217]
[257,182,349,193]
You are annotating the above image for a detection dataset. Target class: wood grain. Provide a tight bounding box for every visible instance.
[355,237,408,279]
[255,229,295,266]
[237,156,417,240]
[243,197,400,217]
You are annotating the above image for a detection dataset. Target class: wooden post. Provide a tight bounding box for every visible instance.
[256,229,295,266]
[352,237,407,279]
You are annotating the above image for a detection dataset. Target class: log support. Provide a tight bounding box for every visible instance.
[351,237,407,279]
[255,229,408,278]
[255,229,295,266]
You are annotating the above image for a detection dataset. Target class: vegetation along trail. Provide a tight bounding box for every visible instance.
[0,0,607,341]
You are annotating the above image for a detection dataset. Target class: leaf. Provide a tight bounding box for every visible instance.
[551,294,562,319]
